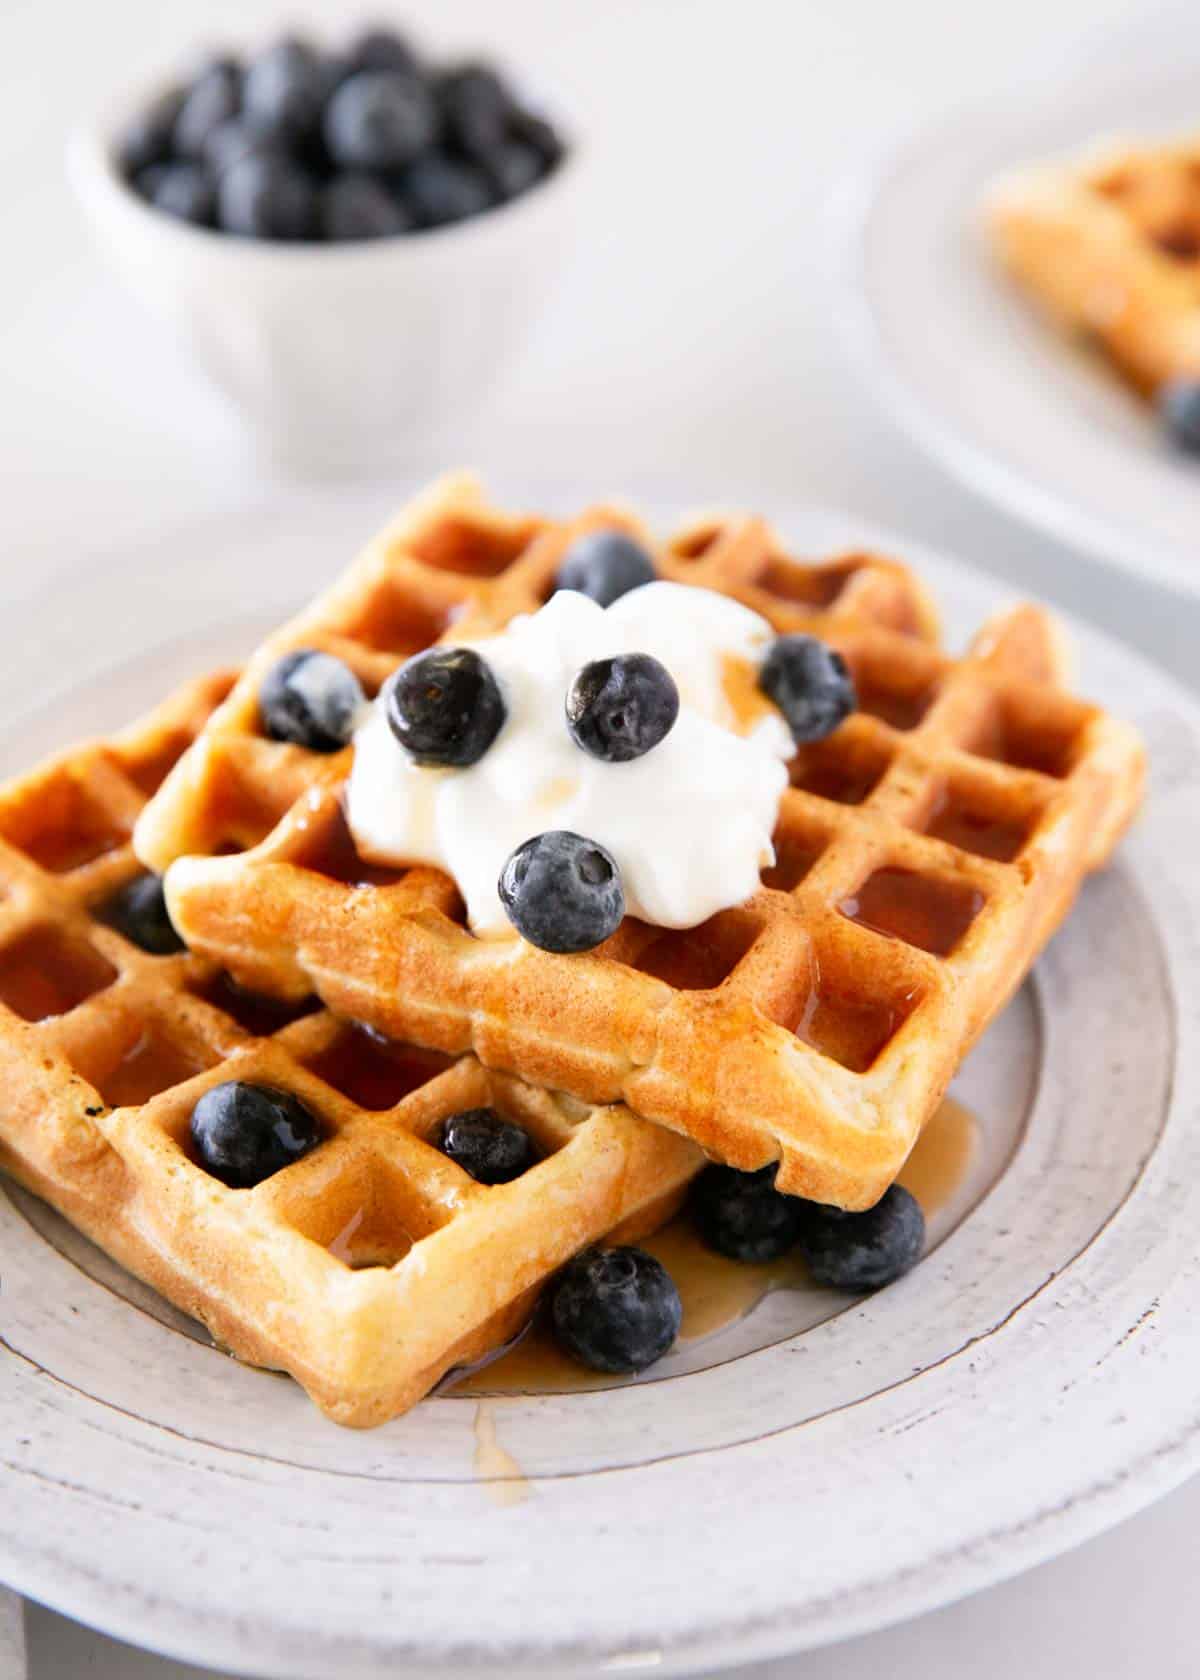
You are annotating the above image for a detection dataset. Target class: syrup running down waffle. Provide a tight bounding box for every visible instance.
[987,132,1200,395]
[0,672,702,1425]
[138,476,1146,1210]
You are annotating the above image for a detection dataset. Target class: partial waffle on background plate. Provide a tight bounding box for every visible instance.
[987,130,1200,398]
[136,475,1145,1212]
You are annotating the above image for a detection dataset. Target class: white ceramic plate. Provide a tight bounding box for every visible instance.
[1,488,1197,1680]
[836,56,1200,596]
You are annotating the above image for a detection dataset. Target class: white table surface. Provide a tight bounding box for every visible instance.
[3,1,1199,1676]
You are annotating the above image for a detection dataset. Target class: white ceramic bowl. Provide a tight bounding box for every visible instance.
[67,91,579,470]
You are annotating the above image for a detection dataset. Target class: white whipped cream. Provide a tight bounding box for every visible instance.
[345,581,792,936]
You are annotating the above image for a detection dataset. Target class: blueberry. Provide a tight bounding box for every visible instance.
[487,140,544,202]
[132,163,171,204]
[201,115,275,179]
[385,647,505,767]
[556,530,656,607]
[148,161,216,226]
[242,36,329,143]
[101,873,185,956]
[1160,378,1200,456]
[498,831,624,953]
[259,649,366,751]
[218,153,318,240]
[691,1164,806,1262]
[799,1185,925,1291]
[550,1246,681,1374]
[347,27,421,76]
[437,1107,536,1184]
[173,61,241,159]
[397,153,494,227]
[759,635,856,744]
[116,85,186,178]
[566,653,679,763]
[507,107,565,171]
[323,69,438,172]
[437,63,512,161]
[190,1081,322,1188]
[321,173,412,240]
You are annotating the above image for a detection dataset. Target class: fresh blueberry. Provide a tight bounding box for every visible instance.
[1160,378,1200,456]
[385,647,506,767]
[507,107,565,171]
[173,60,241,159]
[799,1185,925,1291]
[242,36,329,143]
[323,69,438,172]
[132,163,171,204]
[116,85,186,178]
[691,1164,806,1263]
[201,115,276,179]
[190,1081,322,1188]
[498,831,624,953]
[101,873,185,956]
[566,653,680,763]
[550,1246,681,1374]
[486,139,544,202]
[148,161,216,226]
[437,63,512,161]
[437,1107,536,1185]
[217,152,318,239]
[396,153,494,227]
[556,530,656,606]
[321,173,412,240]
[347,26,421,76]
[759,635,856,744]
[259,649,366,751]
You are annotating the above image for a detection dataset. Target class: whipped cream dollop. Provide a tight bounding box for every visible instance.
[345,581,793,936]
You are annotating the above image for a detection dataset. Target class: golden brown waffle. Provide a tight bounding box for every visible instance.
[138,476,1145,1210]
[0,673,702,1427]
[987,133,1200,394]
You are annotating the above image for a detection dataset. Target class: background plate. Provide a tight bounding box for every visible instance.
[0,488,1197,1678]
[837,56,1200,596]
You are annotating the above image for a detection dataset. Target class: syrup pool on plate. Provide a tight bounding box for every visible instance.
[451,1096,980,1398]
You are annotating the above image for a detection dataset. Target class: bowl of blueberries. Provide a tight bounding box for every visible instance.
[69,24,573,467]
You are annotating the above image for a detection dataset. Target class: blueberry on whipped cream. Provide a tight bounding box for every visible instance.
[555,529,657,606]
[499,830,625,953]
[566,653,679,763]
[385,646,506,767]
[259,649,366,752]
[346,582,799,941]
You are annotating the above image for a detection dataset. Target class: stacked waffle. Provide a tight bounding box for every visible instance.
[987,133,1200,396]
[0,475,1144,1425]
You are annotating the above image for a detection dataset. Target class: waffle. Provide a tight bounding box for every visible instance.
[987,133,1200,395]
[0,673,702,1427]
[138,476,1145,1210]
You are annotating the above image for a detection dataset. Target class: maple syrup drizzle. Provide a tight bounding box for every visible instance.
[453,1096,980,1401]
[473,1402,531,1506]
[721,653,777,734]
[896,1095,978,1217]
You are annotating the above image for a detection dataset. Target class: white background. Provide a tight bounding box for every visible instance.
[3,0,1200,1676]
